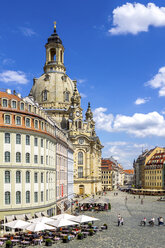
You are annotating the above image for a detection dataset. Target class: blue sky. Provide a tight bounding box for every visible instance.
[1,0,165,168]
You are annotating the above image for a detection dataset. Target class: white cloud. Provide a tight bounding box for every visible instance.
[80,92,87,98]
[77,79,86,84]
[109,3,165,35]
[134,97,150,105]
[146,66,165,96]
[93,107,165,137]
[2,58,15,65]
[93,107,114,132]
[103,141,150,167]
[0,70,29,84]
[19,27,36,37]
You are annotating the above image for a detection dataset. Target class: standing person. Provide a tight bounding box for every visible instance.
[118,214,121,226]
[125,196,127,203]
[141,199,143,205]
[120,217,124,225]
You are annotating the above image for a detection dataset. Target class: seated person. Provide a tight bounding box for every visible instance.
[158,217,164,225]
[149,217,155,226]
[141,217,146,226]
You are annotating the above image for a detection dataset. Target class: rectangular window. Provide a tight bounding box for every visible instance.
[41,156,44,164]
[46,140,48,149]
[41,191,44,202]
[41,172,44,183]
[34,192,38,203]
[34,138,38,146]
[46,172,48,183]
[46,155,48,165]
[34,155,38,164]
[78,167,83,178]
[28,105,31,112]
[46,190,48,201]
[34,172,38,183]
[41,139,43,148]
[3,99,8,107]
[41,122,44,130]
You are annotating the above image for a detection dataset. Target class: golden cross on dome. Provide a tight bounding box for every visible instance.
[54,21,56,29]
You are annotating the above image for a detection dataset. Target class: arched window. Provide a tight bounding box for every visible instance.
[26,153,30,163]
[64,91,69,102]
[16,171,21,183]
[16,134,21,144]
[60,50,63,63]
[5,133,10,143]
[16,116,21,125]
[26,171,30,183]
[78,152,83,165]
[26,191,30,203]
[5,151,10,162]
[16,152,21,162]
[25,118,30,127]
[5,171,10,183]
[26,135,30,145]
[5,191,10,205]
[43,90,48,101]
[50,48,56,61]
[16,191,21,204]
[5,115,11,124]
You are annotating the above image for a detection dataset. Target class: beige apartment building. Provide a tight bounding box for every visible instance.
[0,90,73,221]
[29,23,103,195]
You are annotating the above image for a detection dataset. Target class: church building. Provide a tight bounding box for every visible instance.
[29,23,103,195]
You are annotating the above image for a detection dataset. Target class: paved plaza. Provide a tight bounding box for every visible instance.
[52,190,165,248]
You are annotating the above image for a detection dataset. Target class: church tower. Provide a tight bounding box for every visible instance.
[29,23,103,195]
[44,22,66,73]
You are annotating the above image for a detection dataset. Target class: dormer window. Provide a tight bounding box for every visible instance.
[20,102,24,110]
[11,100,16,109]
[28,105,31,112]
[2,99,8,107]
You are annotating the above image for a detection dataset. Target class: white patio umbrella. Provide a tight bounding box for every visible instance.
[70,215,99,223]
[29,216,51,224]
[2,220,29,229]
[25,222,55,232]
[46,218,77,228]
[51,213,74,220]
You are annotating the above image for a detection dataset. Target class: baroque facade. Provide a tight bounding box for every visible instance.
[29,24,103,195]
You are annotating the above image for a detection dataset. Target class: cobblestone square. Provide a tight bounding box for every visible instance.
[52,191,165,248]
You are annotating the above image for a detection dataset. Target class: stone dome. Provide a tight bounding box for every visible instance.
[29,71,78,111]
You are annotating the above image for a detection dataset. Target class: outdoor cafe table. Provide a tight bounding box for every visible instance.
[14,235,21,238]
[0,237,7,241]
[11,239,20,244]
[21,241,30,245]
[62,230,70,234]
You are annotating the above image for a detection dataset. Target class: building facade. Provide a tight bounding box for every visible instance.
[29,24,103,195]
[0,89,73,221]
[133,147,165,191]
